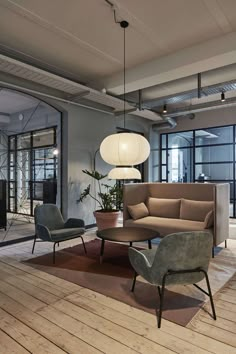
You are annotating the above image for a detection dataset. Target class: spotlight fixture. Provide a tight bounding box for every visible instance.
[221,92,225,102]
[163,104,167,114]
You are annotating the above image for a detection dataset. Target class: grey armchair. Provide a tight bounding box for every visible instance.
[32,204,86,263]
[129,231,216,328]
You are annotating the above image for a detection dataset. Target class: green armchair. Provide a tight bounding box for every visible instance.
[129,231,216,328]
[32,204,86,263]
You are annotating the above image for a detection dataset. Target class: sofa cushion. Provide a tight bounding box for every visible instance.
[124,216,209,237]
[180,198,214,222]
[147,197,181,219]
[127,202,149,220]
[204,210,214,229]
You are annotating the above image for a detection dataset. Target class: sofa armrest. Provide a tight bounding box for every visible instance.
[36,224,52,241]
[123,183,148,225]
[214,184,229,246]
[64,218,85,229]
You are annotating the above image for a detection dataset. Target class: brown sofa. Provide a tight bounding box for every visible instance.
[123,183,229,249]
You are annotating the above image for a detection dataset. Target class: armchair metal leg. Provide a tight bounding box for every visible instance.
[225,239,227,248]
[157,275,167,328]
[203,270,217,320]
[32,235,37,254]
[131,271,137,292]
[53,243,56,264]
[81,236,87,254]
[212,247,214,258]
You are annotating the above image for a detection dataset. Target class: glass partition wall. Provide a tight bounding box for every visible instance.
[161,125,235,217]
[8,127,58,216]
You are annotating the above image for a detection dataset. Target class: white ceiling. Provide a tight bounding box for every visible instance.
[0,0,236,116]
[0,1,236,85]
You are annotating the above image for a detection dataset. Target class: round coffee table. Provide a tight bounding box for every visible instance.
[96,227,160,263]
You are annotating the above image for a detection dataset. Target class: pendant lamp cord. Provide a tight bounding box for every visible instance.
[123,24,126,129]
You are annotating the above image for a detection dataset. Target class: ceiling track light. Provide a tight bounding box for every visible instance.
[221,92,226,102]
[163,104,167,114]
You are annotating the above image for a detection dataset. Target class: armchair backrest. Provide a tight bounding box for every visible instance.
[151,231,213,285]
[34,204,64,231]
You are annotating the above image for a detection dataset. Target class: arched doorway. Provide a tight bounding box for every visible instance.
[0,88,62,243]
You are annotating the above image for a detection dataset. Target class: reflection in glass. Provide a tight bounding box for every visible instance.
[161,134,166,149]
[17,133,31,149]
[168,131,193,148]
[33,128,54,147]
[195,126,233,146]
[195,145,233,163]
[195,163,233,181]
[168,147,193,182]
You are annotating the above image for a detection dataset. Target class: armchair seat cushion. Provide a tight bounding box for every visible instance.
[50,227,85,242]
[125,216,212,237]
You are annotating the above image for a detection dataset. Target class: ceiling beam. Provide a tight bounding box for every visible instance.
[104,31,236,95]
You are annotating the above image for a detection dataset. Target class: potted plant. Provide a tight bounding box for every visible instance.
[78,170,123,230]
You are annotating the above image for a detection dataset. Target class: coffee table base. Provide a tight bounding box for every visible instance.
[99,238,152,264]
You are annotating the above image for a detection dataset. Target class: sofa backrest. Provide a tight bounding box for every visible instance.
[148,183,214,201]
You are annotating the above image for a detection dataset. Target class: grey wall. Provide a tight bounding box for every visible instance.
[44,101,151,226]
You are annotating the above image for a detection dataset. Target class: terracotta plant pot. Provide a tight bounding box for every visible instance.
[94,210,120,231]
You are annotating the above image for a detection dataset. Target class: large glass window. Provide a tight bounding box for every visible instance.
[8,127,58,216]
[161,125,235,217]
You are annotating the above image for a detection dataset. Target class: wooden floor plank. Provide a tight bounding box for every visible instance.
[214,305,236,322]
[0,329,30,354]
[189,319,236,347]
[0,256,82,293]
[218,293,236,305]
[0,308,65,354]
[38,305,148,354]
[0,279,45,312]
[65,293,210,354]
[216,299,236,312]
[0,292,101,354]
[0,260,70,297]
[78,288,236,354]
[0,269,59,304]
[200,314,236,334]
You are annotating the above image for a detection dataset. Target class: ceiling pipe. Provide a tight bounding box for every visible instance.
[163,97,236,117]
[152,115,177,131]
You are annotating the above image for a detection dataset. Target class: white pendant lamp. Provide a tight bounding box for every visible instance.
[108,167,141,180]
[99,20,150,177]
[100,132,150,166]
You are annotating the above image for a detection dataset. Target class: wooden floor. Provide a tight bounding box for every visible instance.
[0,236,235,354]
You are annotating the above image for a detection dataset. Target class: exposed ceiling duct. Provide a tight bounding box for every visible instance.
[144,78,236,109]
[162,97,236,118]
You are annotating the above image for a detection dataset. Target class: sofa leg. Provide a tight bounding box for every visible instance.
[212,247,214,258]
[225,240,227,248]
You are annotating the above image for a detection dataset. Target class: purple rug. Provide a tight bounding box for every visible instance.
[25,239,204,326]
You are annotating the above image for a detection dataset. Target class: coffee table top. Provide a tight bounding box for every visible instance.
[96,227,159,242]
